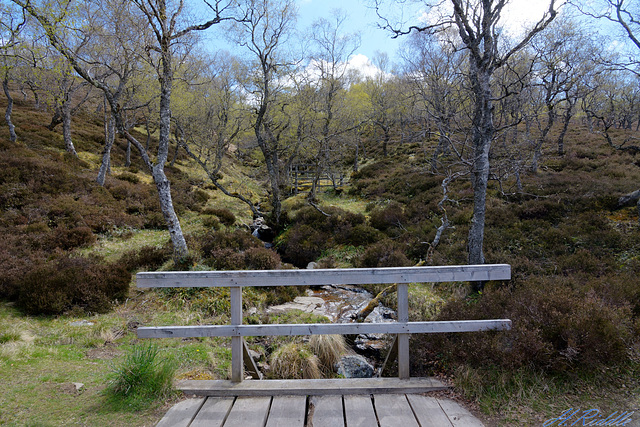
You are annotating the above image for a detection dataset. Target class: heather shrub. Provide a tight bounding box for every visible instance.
[202,207,236,226]
[356,239,412,268]
[119,245,172,272]
[412,277,637,375]
[198,230,262,256]
[49,226,96,250]
[244,247,281,270]
[116,172,140,184]
[369,202,408,232]
[277,206,369,267]
[277,224,327,267]
[16,256,131,315]
[202,215,221,230]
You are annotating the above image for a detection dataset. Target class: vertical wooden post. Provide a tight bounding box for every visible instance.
[231,286,243,383]
[397,283,410,379]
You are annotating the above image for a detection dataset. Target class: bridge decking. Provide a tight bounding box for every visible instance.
[157,394,484,427]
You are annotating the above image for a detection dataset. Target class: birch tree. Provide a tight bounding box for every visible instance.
[232,0,298,226]
[378,0,557,289]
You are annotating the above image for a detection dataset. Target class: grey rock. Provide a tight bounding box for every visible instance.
[336,355,375,378]
[307,262,319,269]
[69,320,94,326]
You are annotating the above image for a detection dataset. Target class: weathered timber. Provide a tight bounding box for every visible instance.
[437,398,485,427]
[374,394,420,427]
[264,395,306,427]
[155,397,205,427]
[242,338,261,380]
[157,393,489,427]
[222,396,271,427]
[230,286,242,383]
[190,397,234,427]
[136,264,511,288]
[343,395,378,427]
[397,283,410,379]
[406,394,454,427]
[138,319,512,339]
[177,377,447,397]
[308,395,345,427]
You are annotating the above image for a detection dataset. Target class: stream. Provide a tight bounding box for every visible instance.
[266,284,397,359]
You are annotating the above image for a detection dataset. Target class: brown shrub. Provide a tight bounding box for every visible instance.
[244,247,281,270]
[412,277,637,375]
[16,256,131,315]
[356,240,412,268]
[202,207,236,226]
[49,226,96,250]
[369,202,408,232]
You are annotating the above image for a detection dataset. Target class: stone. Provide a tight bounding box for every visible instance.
[247,349,261,361]
[72,382,85,392]
[336,355,375,378]
[307,262,319,269]
[266,296,329,319]
[69,320,94,326]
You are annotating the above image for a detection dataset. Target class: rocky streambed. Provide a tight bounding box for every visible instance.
[266,284,397,372]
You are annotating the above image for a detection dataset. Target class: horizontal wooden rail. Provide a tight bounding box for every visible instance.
[136,264,511,288]
[136,264,512,382]
[138,319,512,339]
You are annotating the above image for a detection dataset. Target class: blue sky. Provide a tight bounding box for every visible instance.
[295,0,403,61]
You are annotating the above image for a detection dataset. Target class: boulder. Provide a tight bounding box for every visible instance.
[336,355,375,378]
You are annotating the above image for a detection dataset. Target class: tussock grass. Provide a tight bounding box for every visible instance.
[309,334,349,375]
[104,343,176,410]
[269,342,322,379]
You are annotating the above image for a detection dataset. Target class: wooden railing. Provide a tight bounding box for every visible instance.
[136,264,512,382]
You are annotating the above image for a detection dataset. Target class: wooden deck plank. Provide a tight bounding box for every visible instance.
[265,395,306,427]
[437,398,485,427]
[177,377,447,396]
[406,394,454,427]
[155,397,205,427]
[308,395,344,427]
[223,396,272,427]
[374,394,419,427]
[343,395,377,427]
[189,397,234,427]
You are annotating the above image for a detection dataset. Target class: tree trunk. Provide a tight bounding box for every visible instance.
[61,99,77,156]
[467,66,493,290]
[96,112,115,186]
[153,166,189,259]
[154,31,189,260]
[3,77,17,143]
[125,141,131,167]
[557,95,575,156]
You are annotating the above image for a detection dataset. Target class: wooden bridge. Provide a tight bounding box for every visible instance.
[157,391,484,426]
[137,264,510,426]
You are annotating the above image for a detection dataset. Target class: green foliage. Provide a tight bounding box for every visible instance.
[104,343,176,410]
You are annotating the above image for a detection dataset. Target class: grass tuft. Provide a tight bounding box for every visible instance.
[269,342,322,379]
[104,343,176,410]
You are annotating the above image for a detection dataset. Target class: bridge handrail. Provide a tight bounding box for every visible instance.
[136,264,512,382]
